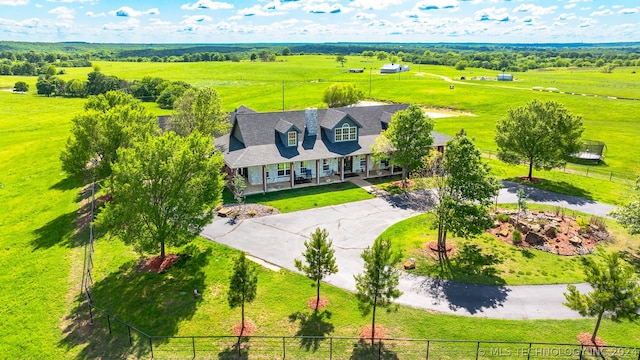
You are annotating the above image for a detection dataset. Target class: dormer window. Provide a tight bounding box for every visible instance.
[335,123,357,142]
[287,131,297,146]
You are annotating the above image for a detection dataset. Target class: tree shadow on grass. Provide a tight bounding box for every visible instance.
[288,310,334,352]
[31,210,78,249]
[49,175,83,192]
[520,248,536,259]
[59,244,210,359]
[450,244,505,284]
[350,339,399,360]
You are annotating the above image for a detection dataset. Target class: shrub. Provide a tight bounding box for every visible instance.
[497,213,510,222]
[589,216,607,231]
[247,209,257,217]
[13,81,28,92]
[512,229,522,244]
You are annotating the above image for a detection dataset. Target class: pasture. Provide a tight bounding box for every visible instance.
[0,55,639,358]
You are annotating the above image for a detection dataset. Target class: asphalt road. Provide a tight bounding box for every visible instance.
[201,182,616,320]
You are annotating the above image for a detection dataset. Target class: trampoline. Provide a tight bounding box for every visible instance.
[570,140,606,163]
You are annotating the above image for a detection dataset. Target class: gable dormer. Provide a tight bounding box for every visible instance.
[380,111,393,131]
[275,119,301,147]
[320,109,362,143]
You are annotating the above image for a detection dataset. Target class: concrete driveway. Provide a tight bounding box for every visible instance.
[201,183,614,320]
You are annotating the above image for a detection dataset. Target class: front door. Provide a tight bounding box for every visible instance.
[344,156,353,173]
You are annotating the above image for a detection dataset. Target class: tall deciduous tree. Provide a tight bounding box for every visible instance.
[610,180,640,235]
[336,54,346,67]
[371,104,434,183]
[564,252,640,343]
[294,228,338,310]
[415,132,500,253]
[60,90,158,179]
[322,83,363,108]
[354,238,402,345]
[228,252,258,353]
[99,131,224,259]
[495,99,584,181]
[169,87,230,137]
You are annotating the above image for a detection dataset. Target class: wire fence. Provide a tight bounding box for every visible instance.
[481,148,638,186]
[77,180,640,359]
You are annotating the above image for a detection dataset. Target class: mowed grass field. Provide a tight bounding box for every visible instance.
[1,55,639,358]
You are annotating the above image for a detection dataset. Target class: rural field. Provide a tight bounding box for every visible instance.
[0,55,639,358]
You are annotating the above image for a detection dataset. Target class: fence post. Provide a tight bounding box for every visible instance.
[580,344,584,360]
[476,341,480,360]
[282,337,286,359]
[610,172,613,181]
[378,339,382,360]
[527,342,531,360]
[329,337,333,360]
[586,167,589,177]
[87,302,94,325]
[128,325,132,346]
[425,340,430,360]
[192,336,196,358]
[149,337,153,359]
[107,314,111,335]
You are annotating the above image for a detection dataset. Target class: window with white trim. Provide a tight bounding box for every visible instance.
[300,161,308,174]
[322,159,330,172]
[277,163,290,177]
[335,123,357,142]
[287,131,297,146]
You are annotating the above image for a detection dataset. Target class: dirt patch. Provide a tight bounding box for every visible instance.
[359,325,389,340]
[488,210,609,256]
[306,296,329,310]
[391,180,415,189]
[136,254,180,273]
[217,203,279,220]
[517,176,543,183]
[232,319,256,336]
[425,241,456,257]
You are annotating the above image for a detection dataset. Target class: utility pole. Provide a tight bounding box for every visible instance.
[282,80,284,111]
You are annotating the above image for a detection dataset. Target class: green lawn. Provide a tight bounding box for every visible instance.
[382,209,640,285]
[1,55,640,358]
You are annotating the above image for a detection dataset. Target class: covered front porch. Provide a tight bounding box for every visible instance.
[234,155,400,195]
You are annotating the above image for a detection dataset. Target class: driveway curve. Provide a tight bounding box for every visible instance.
[201,183,616,320]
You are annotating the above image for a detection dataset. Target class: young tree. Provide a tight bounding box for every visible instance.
[169,87,230,138]
[13,81,28,92]
[99,131,224,259]
[564,252,640,344]
[60,91,158,179]
[322,83,363,108]
[415,132,501,253]
[230,174,246,211]
[336,54,346,67]
[610,180,640,235]
[495,99,584,181]
[354,238,402,345]
[294,228,338,310]
[371,104,434,184]
[228,252,258,353]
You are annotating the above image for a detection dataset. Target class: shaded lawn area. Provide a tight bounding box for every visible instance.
[383,209,640,286]
[222,181,374,213]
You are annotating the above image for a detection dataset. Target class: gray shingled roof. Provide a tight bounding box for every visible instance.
[215,104,452,168]
[275,119,300,134]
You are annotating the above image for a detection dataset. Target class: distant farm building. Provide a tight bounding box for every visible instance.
[497,73,514,81]
[349,68,364,73]
[380,63,410,73]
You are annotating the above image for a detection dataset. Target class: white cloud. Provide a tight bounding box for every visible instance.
[618,7,639,15]
[86,11,105,17]
[47,0,97,2]
[513,4,557,16]
[303,2,353,14]
[590,9,612,16]
[181,0,233,10]
[556,13,576,21]
[237,4,285,16]
[416,0,460,11]
[181,15,213,24]
[109,7,159,17]
[564,4,576,9]
[49,6,74,20]
[353,12,376,20]
[0,0,28,5]
[262,0,300,11]
[474,7,510,21]
[350,0,403,10]
[103,17,140,31]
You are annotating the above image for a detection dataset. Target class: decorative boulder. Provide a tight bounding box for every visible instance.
[525,232,545,245]
[544,225,558,239]
[403,258,416,270]
[569,236,583,245]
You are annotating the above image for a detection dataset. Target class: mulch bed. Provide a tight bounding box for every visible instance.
[306,296,329,310]
[359,325,389,340]
[517,176,543,183]
[232,319,256,337]
[217,204,280,220]
[392,180,416,188]
[425,241,456,257]
[136,254,180,273]
[577,333,607,350]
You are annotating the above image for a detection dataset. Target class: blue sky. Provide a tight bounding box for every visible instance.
[0,0,638,43]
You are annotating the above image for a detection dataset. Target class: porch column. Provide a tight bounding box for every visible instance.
[391,164,395,175]
[365,155,370,178]
[340,158,344,182]
[262,165,267,193]
[316,160,320,185]
[290,161,294,188]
